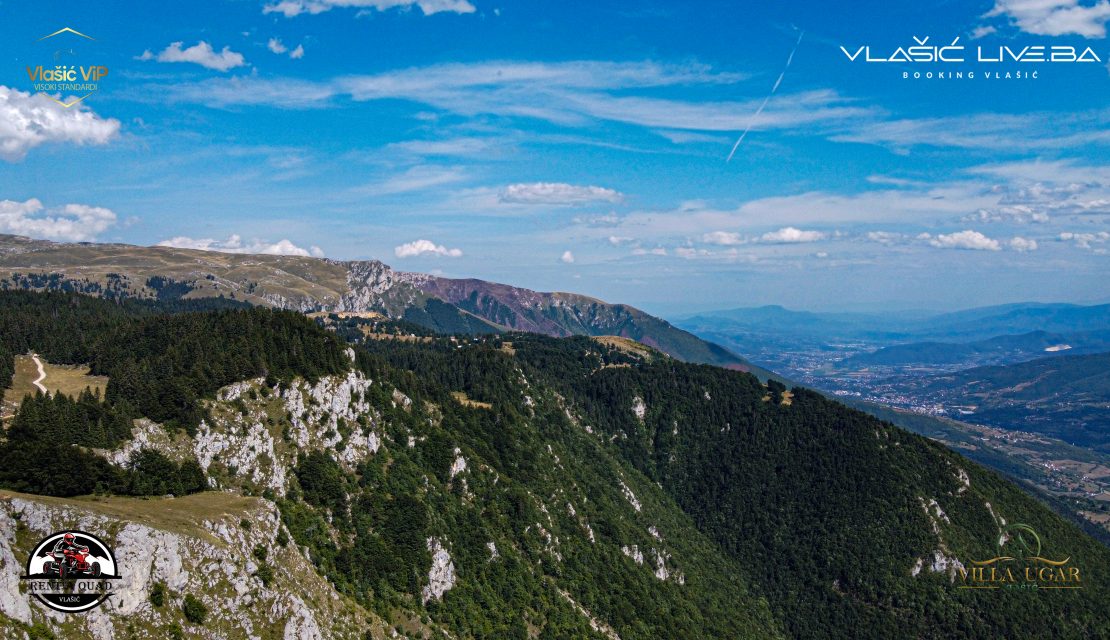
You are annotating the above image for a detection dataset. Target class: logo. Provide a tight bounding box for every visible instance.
[959,524,1081,591]
[840,35,1102,81]
[20,530,120,613]
[25,27,109,108]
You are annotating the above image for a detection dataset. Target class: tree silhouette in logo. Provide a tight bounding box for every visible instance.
[1001,523,1042,559]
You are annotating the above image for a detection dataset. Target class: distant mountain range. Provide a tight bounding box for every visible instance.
[678,302,1110,344]
[0,234,753,372]
[835,330,1110,369]
[925,351,1110,452]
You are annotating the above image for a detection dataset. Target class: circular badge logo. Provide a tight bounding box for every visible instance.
[21,530,120,613]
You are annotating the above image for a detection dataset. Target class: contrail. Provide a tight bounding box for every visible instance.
[727,29,805,162]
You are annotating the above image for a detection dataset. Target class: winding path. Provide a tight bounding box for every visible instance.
[30,353,47,393]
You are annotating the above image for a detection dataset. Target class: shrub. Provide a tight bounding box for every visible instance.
[150,581,166,607]
[255,564,274,587]
[182,594,207,625]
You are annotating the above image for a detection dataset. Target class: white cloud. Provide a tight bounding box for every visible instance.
[632,247,668,256]
[925,230,1001,251]
[364,165,467,195]
[499,182,623,206]
[158,60,871,136]
[607,235,634,245]
[865,231,906,245]
[965,205,1051,224]
[138,41,247,71]
[701,230,745,245]
[157,234,323,257]
[1059,230,1110,249]
[0,86,120,162]
[560,250,575,263]
[394,239,462,258]
[268,38,305,59]
[0,199,117,241]
[264,0,476,18]
[733,184,999,226]
[971,25,998,38]
[758,227,826,243]
[985,0,1110,38]
[386,136,500,157]
[830,111,1110,152]
[1009,236,1039,251]
[968,160,1110,220]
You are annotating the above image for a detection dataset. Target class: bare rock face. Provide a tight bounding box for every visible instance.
[192,373,385,495]
[102,418,192,467]
[619,480,642,512]
[631,396,646,421]
[421,537,457,604]
[194,412,287,494]
[0,508,32,625]
[281,371,381,468]
[336,260,427,317]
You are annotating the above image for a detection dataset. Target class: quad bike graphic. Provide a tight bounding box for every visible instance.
[42,545,102,578]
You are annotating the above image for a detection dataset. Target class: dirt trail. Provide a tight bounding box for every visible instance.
[30,353,47,393]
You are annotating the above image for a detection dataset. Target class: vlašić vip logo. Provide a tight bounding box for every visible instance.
[25,27,110,108]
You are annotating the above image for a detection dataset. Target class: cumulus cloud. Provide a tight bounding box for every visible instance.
[1008,236,1039,252]
[290,45,305,59]
[264,0,476,18]
[758,227,826,243]
[0,198,117,241]
[394,239,462,258]
[157,234,323,257]
[138,41,247,71]
[560,250,575,263]
[0,86,120,161]
[499,182,624,206]
[1059,230,1110,249]
[985,0,1110,38]
[924,230,1001,251]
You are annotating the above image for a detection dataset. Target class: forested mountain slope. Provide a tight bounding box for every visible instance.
[0,292,776,639]
[1,292,1107,638]
[356,330,1110,639]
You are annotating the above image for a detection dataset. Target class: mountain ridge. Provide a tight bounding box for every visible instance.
[0,234,753,371]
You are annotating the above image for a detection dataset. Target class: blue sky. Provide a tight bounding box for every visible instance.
[1,1,1109,315]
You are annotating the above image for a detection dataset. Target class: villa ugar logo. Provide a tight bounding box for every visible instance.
[20,530,120,613]
[960,523,1081,591]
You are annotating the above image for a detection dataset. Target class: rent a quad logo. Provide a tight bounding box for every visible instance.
[960,524,1081,591]
[26,27,109,108]
[20,530,120,613]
